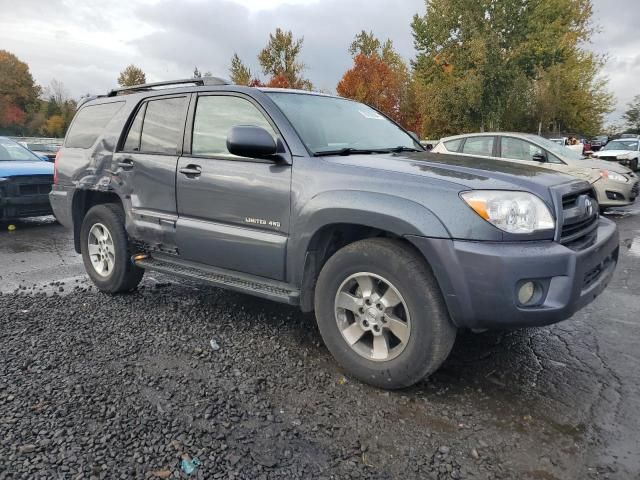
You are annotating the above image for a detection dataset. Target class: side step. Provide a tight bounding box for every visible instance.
[134,255,300,305]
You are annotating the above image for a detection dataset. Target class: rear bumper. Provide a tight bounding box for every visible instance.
[408,217,619,329]
[49,186,73,228]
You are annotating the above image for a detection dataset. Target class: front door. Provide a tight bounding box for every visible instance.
[175,93,291,280]
[114,95,189,251]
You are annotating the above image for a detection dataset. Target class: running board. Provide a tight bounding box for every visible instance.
[133,255,300,305]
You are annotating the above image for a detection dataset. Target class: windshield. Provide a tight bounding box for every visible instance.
[266,92,421,154]
[0,137,43,161]
[603,140,638,151]
[527,135,584,160]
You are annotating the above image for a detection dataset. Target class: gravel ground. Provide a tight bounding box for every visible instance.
[1,210,639,479]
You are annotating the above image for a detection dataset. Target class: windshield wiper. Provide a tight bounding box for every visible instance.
[313,148,383,157]
[387,146,423,153]
[313,146,423,157]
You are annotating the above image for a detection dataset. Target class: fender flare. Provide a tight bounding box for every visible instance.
[288,190,451,285]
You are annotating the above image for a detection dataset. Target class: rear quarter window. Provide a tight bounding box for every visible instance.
[65,102,124,149]
[444,139,462,152]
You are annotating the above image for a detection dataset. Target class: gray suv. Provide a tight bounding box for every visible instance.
[50,78,619,389]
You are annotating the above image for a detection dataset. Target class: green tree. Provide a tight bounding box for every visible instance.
[117,64,146,87]
[622,95,640,134]
[411,0,609,137]
[229,53,252,86]
[258,28,312,90]
[349,30,381,57]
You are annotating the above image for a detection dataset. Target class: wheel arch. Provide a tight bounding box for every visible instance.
[72,189,124,253]
[290,191,451,312]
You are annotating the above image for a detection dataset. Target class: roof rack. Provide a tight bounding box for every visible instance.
[107,77,230,97]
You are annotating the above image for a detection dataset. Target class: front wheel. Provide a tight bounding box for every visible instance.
[630,158,638,171]
[80,203,143,293]
[314,238,456,389]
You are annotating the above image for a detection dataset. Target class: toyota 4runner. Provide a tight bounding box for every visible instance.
[50,78,619,389]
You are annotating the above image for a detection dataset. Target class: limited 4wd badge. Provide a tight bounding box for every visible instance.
[245,217,281,228]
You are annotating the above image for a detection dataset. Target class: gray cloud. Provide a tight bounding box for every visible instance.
[0,0,638,126]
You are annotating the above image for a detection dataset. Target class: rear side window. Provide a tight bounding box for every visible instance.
[122,104,146,152]
[462,136,494,156]
[65,102,124,148]
[140,97,187,154]
[192,95,276,158]
[443,139,462,152]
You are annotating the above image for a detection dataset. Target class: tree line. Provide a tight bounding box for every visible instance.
[2,0,639,139]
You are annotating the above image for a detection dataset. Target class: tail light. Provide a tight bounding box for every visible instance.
[53,150,60,185]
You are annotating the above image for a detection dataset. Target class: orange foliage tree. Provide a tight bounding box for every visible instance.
[337,54,401,123]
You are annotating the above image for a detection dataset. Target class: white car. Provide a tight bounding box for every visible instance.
[432,132,638,209]
[591,137,639,171]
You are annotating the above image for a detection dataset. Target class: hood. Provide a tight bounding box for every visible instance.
[566,157,633,175]
[329,151,580,195]
[0,160,54,178]
[593,150,636,158]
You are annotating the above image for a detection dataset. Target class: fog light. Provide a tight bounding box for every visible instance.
[518,281,536,305]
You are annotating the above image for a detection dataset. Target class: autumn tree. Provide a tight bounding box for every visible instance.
[229,53,253,86]
[117,64,146,87]
[622,95,640,134]
[338,31,414,128]
[44,114,65,137]
[337,55,401,121]
[258,28,312,89]
[0,50,40,131]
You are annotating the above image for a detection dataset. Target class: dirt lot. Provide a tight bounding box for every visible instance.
[1,208,639,479]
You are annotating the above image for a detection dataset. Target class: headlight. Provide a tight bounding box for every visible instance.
[600,170,628,183]
[460,190,555,234]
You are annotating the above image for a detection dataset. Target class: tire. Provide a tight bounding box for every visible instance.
[80,203,144,293]
[314,238,456,389]
[630,158,638,171]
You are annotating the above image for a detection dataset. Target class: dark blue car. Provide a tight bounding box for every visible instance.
[0,136,54,221]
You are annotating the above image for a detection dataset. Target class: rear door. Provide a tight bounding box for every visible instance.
[175,92,291,280]
[113,94,189,250]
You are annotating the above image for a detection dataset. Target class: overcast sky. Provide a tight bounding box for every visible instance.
[1,0,638,126]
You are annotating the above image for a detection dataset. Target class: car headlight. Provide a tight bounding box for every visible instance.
[460,190,555,234]
[600,170,628,183]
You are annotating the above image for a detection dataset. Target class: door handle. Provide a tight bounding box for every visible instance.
[179,165,202,177]
[118,159,134,170]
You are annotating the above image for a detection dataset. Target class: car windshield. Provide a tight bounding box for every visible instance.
[527,135,584,160]
[603,140,638,151]
[266,92,421,155]
[0,137,43,161]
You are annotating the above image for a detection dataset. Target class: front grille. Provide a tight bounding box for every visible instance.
[560,189,599,248]
[18,183,51,196]
[632,181,639,199]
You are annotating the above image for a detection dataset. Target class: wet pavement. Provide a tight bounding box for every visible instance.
[1,208,639,479]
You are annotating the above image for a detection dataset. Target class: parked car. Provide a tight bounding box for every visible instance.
[432,132,638,210]
[549,136,591,156]
[19,142,60,162]
[591,135,609,151]
[51,78,619,389]
[0,136,54,221]
[591,137,640,171]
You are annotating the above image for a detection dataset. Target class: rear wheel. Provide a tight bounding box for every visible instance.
[314,238,456,389]
[80,203,143,293]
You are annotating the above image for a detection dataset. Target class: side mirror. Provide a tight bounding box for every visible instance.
[532,153,546,162]
[226,125,277,158]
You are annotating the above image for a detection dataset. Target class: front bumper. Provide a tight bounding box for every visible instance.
[593,177,639,207]
[407,217,619,329]
[0,178,53,221]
